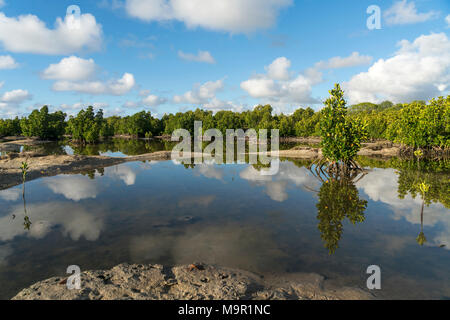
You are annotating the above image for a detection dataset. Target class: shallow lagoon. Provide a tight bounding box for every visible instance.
[0,155,449,299]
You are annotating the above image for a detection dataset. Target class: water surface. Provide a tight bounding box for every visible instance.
[0,155,448,299]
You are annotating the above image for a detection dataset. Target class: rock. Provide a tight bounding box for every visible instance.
[12,263,373,300]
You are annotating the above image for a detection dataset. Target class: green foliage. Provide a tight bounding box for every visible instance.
[1,91,449,150]
[66,107,112,144]
[20,106,66,139]
[320,84,368,163]
[390,96,450,148]
[0,117,21,137]
[316,178,368,254]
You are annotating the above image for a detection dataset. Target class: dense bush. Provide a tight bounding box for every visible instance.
[20,106,66,140]
[0,117,21,137]
[320,84,368,163]
[66,107,112,144]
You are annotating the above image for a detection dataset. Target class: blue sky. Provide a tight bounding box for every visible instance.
[0,0,448,118]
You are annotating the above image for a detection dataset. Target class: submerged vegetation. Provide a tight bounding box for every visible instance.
[0,85,448,150]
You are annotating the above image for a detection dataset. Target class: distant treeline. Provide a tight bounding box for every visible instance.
[0,95,448,148]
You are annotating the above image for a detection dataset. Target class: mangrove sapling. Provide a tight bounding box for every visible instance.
[309,84,369,182]
[20,159,32,230]
[416,182,430,246]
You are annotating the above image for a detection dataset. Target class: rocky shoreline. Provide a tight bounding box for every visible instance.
[12,263,373,300]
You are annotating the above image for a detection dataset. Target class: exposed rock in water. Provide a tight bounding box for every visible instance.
[12,263,373,300]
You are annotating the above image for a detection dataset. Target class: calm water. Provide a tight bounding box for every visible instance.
[0,151,449,299]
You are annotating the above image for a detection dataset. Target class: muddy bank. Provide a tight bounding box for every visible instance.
[12,263,372,300]
[0,137,53,153]
[0,151,172,191]
[262,142,401,159]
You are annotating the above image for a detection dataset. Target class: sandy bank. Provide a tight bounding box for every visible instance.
[12,263,372,300]
[0,151,172,190]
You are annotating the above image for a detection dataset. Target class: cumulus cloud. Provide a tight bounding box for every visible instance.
[0,188,21,201]
[193,164,224,181]
[357,169,450,249]
[240,162,319,202]
[0,55,18,69]
[142,94,167,107]
[105,165,137,186]
[0,85,32,118]
[241,57,321,108]
[44,175,100,201]
[446,14,450,28]
[315,52,373,69]
[124,0,292,33]
[1,89,31,103]
[266,57,291,80]
[41,56,96,81]
[41,56,136,96]
[0,202,104,241]
[345,33,450,104]
[178,50,215,64]
[0,11,103,54]
[172,79,242,111]
[202,98,244,112]
[124,92,167,109]
[52,72,136,96]
[384,0,439,25]
[174,79,224,104]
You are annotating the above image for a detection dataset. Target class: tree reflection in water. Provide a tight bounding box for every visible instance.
[315,177,368,255]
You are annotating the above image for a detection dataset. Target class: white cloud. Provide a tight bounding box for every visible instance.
[240,161,319,202]
[315,52,373,69]
[241,77,279,98]
[0,11,102,54]
[41,56,96,81]
[0,55,19,69]
[241,57,321,107]
[266,57,291,80]
[0,0,4,8]
[0,188,21,201]
[446,14,450,28]
[193,164,224,181]
[124,0,292,33]
[0,202,104,241]
[105,165,137,185]
[345,33,450,104]
[52,72,136,96]
[44,176,99,201]
[174,79,224,104]
[384,0,439,25]
[172,78,242,112]
[202,98,244,112]
[1,89,31,103]
[142,94,167,106]
[357,169,450,249]
[178,50,215,64]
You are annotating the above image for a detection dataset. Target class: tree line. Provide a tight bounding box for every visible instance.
[1,91,448,149]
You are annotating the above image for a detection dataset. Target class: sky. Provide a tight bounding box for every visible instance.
[0,0,448,118]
